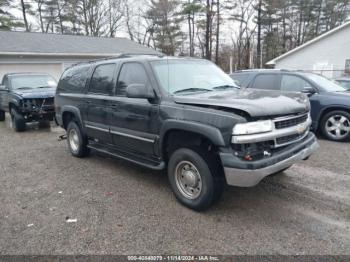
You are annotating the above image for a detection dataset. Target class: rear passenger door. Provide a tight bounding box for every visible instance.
[109,62,159,157]
[250,74,280,91]
[84,63,116,144]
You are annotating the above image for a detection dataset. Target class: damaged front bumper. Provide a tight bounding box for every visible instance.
[220,133,319,187]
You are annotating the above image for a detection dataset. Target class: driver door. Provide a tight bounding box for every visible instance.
[109,62,159,157]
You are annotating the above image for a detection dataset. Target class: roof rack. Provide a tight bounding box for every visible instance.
[70,53,164,68]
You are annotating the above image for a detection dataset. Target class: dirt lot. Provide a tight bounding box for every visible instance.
[0,115,349,255]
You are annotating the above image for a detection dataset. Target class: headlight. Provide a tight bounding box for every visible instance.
[233,120,274,135]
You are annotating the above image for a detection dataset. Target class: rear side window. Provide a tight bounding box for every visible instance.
[251,74,279,90]
[89,64,116,95]
[58,64,91,93]
[230,73,252,88]
[281,75,311,92]
[116,63,149,96]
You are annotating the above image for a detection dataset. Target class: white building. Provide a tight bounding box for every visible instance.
[0,31,158,81]
[267,21,350,78]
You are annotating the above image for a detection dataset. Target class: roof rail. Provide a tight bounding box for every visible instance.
[70,53,164,67]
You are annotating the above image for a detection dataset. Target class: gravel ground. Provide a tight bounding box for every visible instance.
[0,115,349,255]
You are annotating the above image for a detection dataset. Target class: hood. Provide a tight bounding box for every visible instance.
[13,88,56,99]
[323,90,350,99]
[173,89,310,118]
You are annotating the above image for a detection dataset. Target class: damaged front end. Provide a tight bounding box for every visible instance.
[220,112,319,187]
[20,97,55,121]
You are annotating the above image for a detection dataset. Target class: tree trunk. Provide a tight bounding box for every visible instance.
[82,0,89,35]
[20,0,29,31]
[215,0,220,64]
[37,1,44,33]
[205,0,211,60]
[256,0,262,68]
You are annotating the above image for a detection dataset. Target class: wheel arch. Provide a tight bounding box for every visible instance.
[317,105,350,130]
[159,120,226,161]
[61,106,83,130]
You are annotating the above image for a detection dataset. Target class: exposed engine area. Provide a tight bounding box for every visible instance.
[22,97,55,112]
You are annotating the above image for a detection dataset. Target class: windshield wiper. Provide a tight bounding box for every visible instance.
[16,87,34,90]
[174,88,213,94]
[212,85,239,90]
[37,86,52,89]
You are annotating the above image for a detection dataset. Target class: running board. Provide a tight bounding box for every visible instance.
[87,143,165,171]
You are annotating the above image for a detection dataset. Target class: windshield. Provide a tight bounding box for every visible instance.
[151,59,239,95]
[10,75,57,90]
[336,80,350,90]
[305,73,346,92]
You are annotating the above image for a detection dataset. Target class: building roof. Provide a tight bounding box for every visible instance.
[0,31,159,57]
[266,20,350,66]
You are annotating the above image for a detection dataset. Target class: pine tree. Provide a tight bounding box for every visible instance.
[146,0,184,55]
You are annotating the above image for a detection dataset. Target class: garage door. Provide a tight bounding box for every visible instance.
[0,63,63,83]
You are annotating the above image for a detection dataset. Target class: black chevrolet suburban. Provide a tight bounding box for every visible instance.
[55,55,318,210]
[0,73,57,131]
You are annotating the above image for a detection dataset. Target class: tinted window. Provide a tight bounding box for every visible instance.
[58,65,91,93]
[281,75,311,92]
[252,74,278,90]
[116,63,149,96]
[230,73,253,88]
[2,76,9,88]
[89,64,116,95]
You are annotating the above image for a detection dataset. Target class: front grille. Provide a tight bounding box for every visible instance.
[276,133,304,145]
[275,114,308,129]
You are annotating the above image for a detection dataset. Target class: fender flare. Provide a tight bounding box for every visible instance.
[61,105,84,128]
[9,98,21,109]
[158,119,226,157]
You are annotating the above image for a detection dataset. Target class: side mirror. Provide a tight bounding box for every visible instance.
[301,86,316,96]
[126,84,155,99]
[0,85,8,91]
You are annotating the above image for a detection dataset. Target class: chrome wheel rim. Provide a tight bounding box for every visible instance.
[325,115,350,139]
[175,161,202,200]
[68,129,80,153]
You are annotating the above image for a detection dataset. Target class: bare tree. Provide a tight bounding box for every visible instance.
[20,0,29,31]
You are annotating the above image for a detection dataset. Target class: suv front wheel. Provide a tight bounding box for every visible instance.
[168,147,224,211]
[321,110,350,142]
[67,121,90,157]
[11,108,26,132]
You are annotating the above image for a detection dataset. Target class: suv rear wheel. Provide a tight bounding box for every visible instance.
[0,110,5,121]
[321,110,350,142]
[67,121,90,157]
[167,147,224,211]
[10,108,26,132]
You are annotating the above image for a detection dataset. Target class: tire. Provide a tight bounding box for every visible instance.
[320,110,350,142]
[167,147,224,211]
[66,121,90,158]
[0,110,5,121]
[10,108,26,132]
